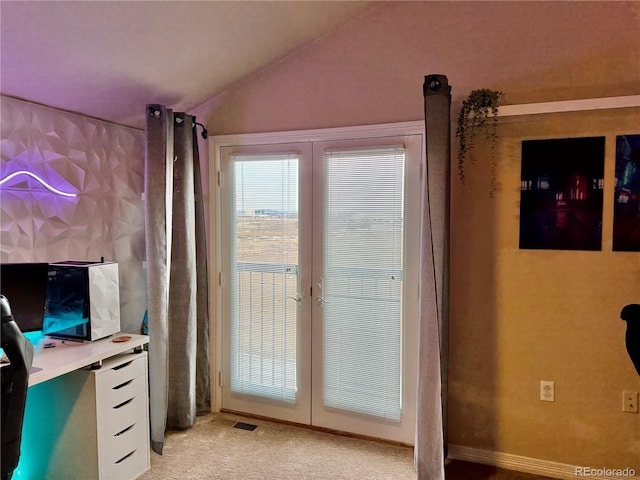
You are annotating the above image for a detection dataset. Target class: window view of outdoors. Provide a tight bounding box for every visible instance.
[230,158,299,402]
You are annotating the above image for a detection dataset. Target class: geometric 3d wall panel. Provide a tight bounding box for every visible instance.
[0,95,146,332]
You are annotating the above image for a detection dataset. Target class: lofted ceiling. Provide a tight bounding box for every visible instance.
[0,0,379,129]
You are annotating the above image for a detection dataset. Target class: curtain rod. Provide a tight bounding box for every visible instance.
[496,95,640,117]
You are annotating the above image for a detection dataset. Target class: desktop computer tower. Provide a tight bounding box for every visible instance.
[43,261,121,342]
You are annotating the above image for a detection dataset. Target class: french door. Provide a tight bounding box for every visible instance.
[219,142,313,425]
[218,131,421,444]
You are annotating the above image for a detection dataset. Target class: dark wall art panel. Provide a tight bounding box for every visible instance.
[519,137,605,251]
[613,134,640,251]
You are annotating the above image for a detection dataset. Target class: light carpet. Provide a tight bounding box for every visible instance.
[139,412,416,480]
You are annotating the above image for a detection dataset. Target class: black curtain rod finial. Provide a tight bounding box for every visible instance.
[148,104,163,119]
[424,74,451,97]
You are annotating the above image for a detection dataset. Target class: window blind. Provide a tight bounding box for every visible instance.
[322,146,405,421]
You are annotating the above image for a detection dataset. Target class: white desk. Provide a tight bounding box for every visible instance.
[17,333,150,480]
[29,333,148,386]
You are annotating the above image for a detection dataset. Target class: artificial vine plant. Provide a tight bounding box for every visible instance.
[455,89,505,196]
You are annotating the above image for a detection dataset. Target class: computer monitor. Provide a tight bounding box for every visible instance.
[0,263,49,333]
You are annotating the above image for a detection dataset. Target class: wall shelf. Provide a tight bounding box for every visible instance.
[497,95,640,117]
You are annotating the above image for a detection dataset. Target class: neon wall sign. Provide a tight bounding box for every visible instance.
[0,170,77,197]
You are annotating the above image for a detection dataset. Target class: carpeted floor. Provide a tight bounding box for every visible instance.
[139,413,554,480]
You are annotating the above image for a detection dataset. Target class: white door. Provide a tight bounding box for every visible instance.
[310,136,420,444]
[219,142,313,425]
[219,133,421,444]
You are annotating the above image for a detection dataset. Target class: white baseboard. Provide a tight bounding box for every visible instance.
[448,444,639,480]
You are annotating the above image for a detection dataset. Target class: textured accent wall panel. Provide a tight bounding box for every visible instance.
[0,96,146,333]
[0,98,31,162]
[0,190,33,261]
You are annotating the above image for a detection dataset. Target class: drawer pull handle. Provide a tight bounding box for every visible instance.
[115,450,136,464]
[115,424,135,437]
[113,360,134,370]
[113,379,133,390]
[113,398,134,409]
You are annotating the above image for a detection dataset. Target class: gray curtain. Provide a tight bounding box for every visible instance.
[415,75,451,479]
[144,104,210,454]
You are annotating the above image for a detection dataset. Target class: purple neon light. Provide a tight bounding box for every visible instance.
[0,170,77,197]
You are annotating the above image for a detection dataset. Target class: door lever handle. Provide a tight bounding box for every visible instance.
[316,296,329,305]
[287,295,302,303]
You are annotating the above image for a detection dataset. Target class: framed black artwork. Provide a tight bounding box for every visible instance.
[613,134,640,251]
[519,137,605,251]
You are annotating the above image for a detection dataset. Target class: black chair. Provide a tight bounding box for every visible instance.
[1,294,34,480]
[621,304,640,376]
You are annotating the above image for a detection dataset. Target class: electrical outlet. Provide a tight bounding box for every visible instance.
[540,380,554,402]
[622,391,638,413]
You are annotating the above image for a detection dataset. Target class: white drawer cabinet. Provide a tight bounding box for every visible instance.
[39,351,151,480]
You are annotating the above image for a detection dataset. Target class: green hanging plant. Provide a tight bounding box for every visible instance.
[455,89,505,196]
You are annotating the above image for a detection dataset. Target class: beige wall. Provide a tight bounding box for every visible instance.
[193,0,640,470]
[194,1,639,135]
[450,108,640,469]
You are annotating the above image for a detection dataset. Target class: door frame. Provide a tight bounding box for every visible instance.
[209,121,425,418]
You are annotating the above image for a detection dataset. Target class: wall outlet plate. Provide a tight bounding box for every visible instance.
[622,391,638,413]
[540,380,554,402]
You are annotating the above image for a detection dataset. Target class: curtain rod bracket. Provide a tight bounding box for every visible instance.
[195,121,208,140]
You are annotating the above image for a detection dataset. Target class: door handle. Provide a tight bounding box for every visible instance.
[287,295,302,303]
[316,296,329,305]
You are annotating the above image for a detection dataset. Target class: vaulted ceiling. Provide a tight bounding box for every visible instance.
[0,1,379,129]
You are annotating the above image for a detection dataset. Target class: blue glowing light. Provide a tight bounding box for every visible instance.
[0,170,77,197]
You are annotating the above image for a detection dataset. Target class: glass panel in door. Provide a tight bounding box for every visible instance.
[220,146,312,424]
